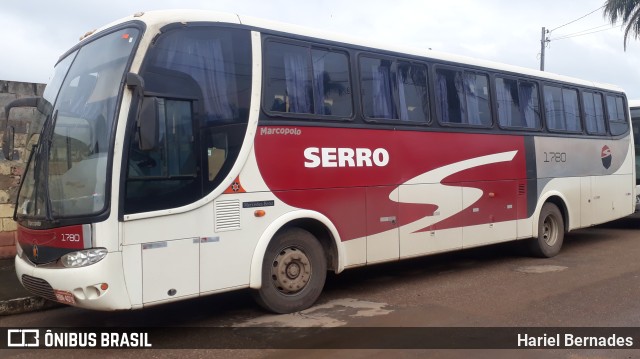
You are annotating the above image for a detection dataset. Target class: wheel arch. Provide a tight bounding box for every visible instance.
[249,210,345,289]
[532,192,570,238]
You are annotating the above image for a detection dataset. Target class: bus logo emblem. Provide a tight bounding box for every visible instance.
[32,244,39,260]
[601,145,611,169]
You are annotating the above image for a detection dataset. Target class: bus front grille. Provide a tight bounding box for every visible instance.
[21,275,57,302]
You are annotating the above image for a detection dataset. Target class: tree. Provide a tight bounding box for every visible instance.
[604,0,640,50]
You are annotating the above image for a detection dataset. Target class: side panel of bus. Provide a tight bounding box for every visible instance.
[254,124,634,265]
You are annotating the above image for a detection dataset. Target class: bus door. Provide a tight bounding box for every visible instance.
[123,97,202,305]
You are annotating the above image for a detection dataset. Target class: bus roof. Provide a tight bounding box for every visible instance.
[92,9,625,94]
[630,100,640,108]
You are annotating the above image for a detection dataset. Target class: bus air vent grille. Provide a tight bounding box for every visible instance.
[215,200,241,232]
[518,184,526,196]
[21,274,57,302]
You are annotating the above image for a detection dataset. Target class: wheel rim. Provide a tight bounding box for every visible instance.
[542,214,559,247]
[270,247,312,295]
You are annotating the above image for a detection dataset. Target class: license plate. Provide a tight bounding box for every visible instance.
[53,289,76,305]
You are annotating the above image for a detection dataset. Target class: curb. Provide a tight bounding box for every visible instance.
[0,296,62,316]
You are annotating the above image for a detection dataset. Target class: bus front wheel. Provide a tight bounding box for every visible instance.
[529,202,564,258]
[253,227,327,314]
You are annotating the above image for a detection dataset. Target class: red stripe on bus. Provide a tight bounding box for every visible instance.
[255,126,527,241]
[17,224,86,250]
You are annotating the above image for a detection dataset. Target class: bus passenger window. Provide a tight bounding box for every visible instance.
[264,41,353,119]
[265,42,313,114]
[496,77,540,129]
[360,57,396,119]
[607,95,629,136]
[562,89,581,132]
[543,86,581,132]
[311,49,352,117]
[397,62,428,123]
[435,68,491,126]
[583,92,606,135]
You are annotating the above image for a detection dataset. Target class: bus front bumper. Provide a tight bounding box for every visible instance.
[15,251,132,311]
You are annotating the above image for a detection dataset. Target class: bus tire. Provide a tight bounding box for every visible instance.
[529,203,564,258]
[252,227,327,314]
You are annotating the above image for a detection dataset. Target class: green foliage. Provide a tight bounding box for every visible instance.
[604,0,640,50]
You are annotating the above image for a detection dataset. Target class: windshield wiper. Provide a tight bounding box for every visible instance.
[31,109,58,222]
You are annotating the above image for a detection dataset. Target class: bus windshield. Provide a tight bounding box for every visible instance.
[16,27,140,221]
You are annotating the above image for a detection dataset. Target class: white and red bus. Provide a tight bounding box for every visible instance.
[2,10,635,313]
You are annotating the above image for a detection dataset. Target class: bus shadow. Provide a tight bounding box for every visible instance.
[323,240,523,293]
[324,219,629,297]
[594,214,640,230]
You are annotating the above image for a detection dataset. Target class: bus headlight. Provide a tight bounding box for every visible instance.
[61,248,108,268]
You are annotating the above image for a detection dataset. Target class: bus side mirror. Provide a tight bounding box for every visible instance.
[126,72,145,98]
[2,126,15,160]
[138,97,159,151]
[126,73,158,150]
[2,97,40,160]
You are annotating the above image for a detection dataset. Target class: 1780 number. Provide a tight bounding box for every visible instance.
[544,151,567,163]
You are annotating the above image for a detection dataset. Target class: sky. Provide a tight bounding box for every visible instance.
[1,0,639,99]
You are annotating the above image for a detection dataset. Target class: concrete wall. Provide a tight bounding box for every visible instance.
[0,80,46,258]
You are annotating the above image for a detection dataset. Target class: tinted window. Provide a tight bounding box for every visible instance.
[360,57,395,119]
[543,85,581,132]
[582,92,606,135]
[562,89,581,131]
[126,99,199,213]
[495,77,540,129]
[606,95,629,136]
[143,27,252,125]
[397,62,429,123]
[311,49,352,116]
[265,42,313,114]
[264,42,353,118]
[126,27,252,214]
[435,68,491,126]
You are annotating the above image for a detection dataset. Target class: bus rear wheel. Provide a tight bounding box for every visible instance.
[253,227,327,314]
[529,202,564,258]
